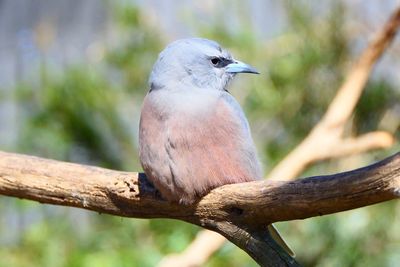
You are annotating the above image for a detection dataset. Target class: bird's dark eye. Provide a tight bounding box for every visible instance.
[210,57,233,68]
[210,57,221,66]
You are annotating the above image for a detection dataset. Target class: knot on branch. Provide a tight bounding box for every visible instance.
[108,172,158,200]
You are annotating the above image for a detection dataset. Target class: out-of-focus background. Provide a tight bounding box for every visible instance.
[0,1,399,266]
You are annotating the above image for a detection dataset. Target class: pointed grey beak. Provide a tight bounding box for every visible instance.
[225,60,259,74]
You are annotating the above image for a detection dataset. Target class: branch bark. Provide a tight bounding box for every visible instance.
[1,150,400,266]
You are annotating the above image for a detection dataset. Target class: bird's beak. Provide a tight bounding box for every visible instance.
[225,60,259,74]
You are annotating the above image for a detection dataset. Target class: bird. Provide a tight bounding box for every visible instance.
[139,38,261,204]
[139,38,294,256]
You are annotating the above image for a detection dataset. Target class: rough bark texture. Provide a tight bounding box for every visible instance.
[1,150,400,266]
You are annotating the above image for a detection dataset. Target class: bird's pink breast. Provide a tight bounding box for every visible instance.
[139,92,261,204]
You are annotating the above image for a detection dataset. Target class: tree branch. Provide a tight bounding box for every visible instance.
[1,150,399,266]
[267,6,400,181]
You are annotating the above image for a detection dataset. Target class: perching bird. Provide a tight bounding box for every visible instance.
[139,38,294,256]
[139,38,261,204]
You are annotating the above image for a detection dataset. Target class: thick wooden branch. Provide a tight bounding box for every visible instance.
[1,150,399,266]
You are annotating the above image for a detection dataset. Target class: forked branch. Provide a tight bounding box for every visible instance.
[0,150,399,266]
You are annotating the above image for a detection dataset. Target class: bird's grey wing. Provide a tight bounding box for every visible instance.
[139,92,178,202]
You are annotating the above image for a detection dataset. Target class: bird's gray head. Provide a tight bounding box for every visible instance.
[149,38,258,91]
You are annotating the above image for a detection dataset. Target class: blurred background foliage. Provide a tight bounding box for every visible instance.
[0,1,399,267]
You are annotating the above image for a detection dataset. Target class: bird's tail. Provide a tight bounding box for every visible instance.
[267,224,296,257]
